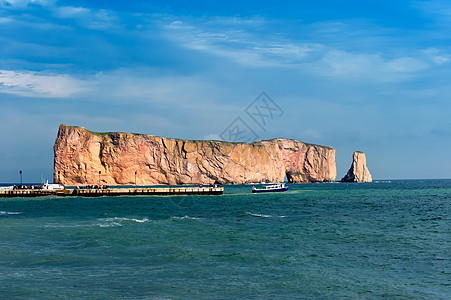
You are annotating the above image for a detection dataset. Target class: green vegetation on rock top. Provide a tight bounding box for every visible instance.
[263,137,334,150]
[63,124,333,149]
[87,130,115,136]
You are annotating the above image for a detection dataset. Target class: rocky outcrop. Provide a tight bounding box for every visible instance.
[53,124,336,185]
[341,151,372,182]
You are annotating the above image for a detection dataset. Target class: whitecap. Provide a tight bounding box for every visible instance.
[98,222,122,228]
[0,211,23,215]
[171,215,200,220]
[97,217,150,227]
[102,217,150,223]
[245,212,286,218]
[132,218,150,223]
[246,212,272,218]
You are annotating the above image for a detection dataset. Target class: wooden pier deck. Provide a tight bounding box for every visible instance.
[0,186,224,198]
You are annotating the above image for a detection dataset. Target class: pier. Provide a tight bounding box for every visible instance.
[0,186,224,198]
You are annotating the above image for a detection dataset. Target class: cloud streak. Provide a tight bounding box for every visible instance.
[0,70,87,97]
[162,17,448,82]
[163,19,319,68]
[312,50,430,81]
[0,0,54,8]
[53,5,120,30]
[416,0,451,22]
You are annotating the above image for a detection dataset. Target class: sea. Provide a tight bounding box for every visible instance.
[0,180,449,299]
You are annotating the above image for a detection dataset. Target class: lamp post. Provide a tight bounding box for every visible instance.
[134,171,137,188]
[98,171,101,186]
[57,171,60,184]
[19,170,22,186]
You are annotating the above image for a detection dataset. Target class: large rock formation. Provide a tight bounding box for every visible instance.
[341,151,372,182]
[53,124,336,185]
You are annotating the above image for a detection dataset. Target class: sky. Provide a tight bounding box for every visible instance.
[1,0,451,183]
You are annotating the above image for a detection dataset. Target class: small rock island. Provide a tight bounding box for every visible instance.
[341,151,372,182]
[54,124,337,185]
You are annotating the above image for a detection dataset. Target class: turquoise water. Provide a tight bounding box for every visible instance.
[0,180,449,299]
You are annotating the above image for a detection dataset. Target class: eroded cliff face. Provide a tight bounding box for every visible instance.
[341,151,372,183]
[54,124,336,185]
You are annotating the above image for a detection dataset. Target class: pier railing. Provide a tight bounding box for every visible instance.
[0,186,224,198]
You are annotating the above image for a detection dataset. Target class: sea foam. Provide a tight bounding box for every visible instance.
[0,211,22,215]
[98,217,150,227]
[245,212,286,218]
[171,215,201,220]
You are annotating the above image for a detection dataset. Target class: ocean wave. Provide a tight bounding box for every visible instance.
[0,211,23,215]
[245,212,286,218]
[98,222,122,228]
[171,215,201,220]
[102,217,150,223]
[97,217,150,227]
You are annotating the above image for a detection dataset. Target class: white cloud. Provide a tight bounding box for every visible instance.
[162,16,434,81]
[422,48,450,65]
[207,16,266,27]
[54,6,91,18]
[1,0,119,30]
[1,0,54,8]
[53,6,119,30]
[161,15,448,84]
[386,57,429,72]
[0,17,13,24]
[163,20,318,68]
[416,0,451,22]
[319,51,378,75]
[313,50,430,81]
[0,70,87,98]
[256,44,311,58]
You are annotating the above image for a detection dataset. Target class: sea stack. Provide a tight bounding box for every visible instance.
[341,151,372,182]
[53,124,337,185]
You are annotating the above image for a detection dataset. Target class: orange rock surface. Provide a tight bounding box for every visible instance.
[54,124,336,185]
[340,151,372,182]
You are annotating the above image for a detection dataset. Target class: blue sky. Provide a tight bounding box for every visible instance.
[1,0,450,182]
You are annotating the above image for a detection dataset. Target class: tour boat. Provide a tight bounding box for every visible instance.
[0,186,14,190]
[252,183,288,193]
[42,180,65,190]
